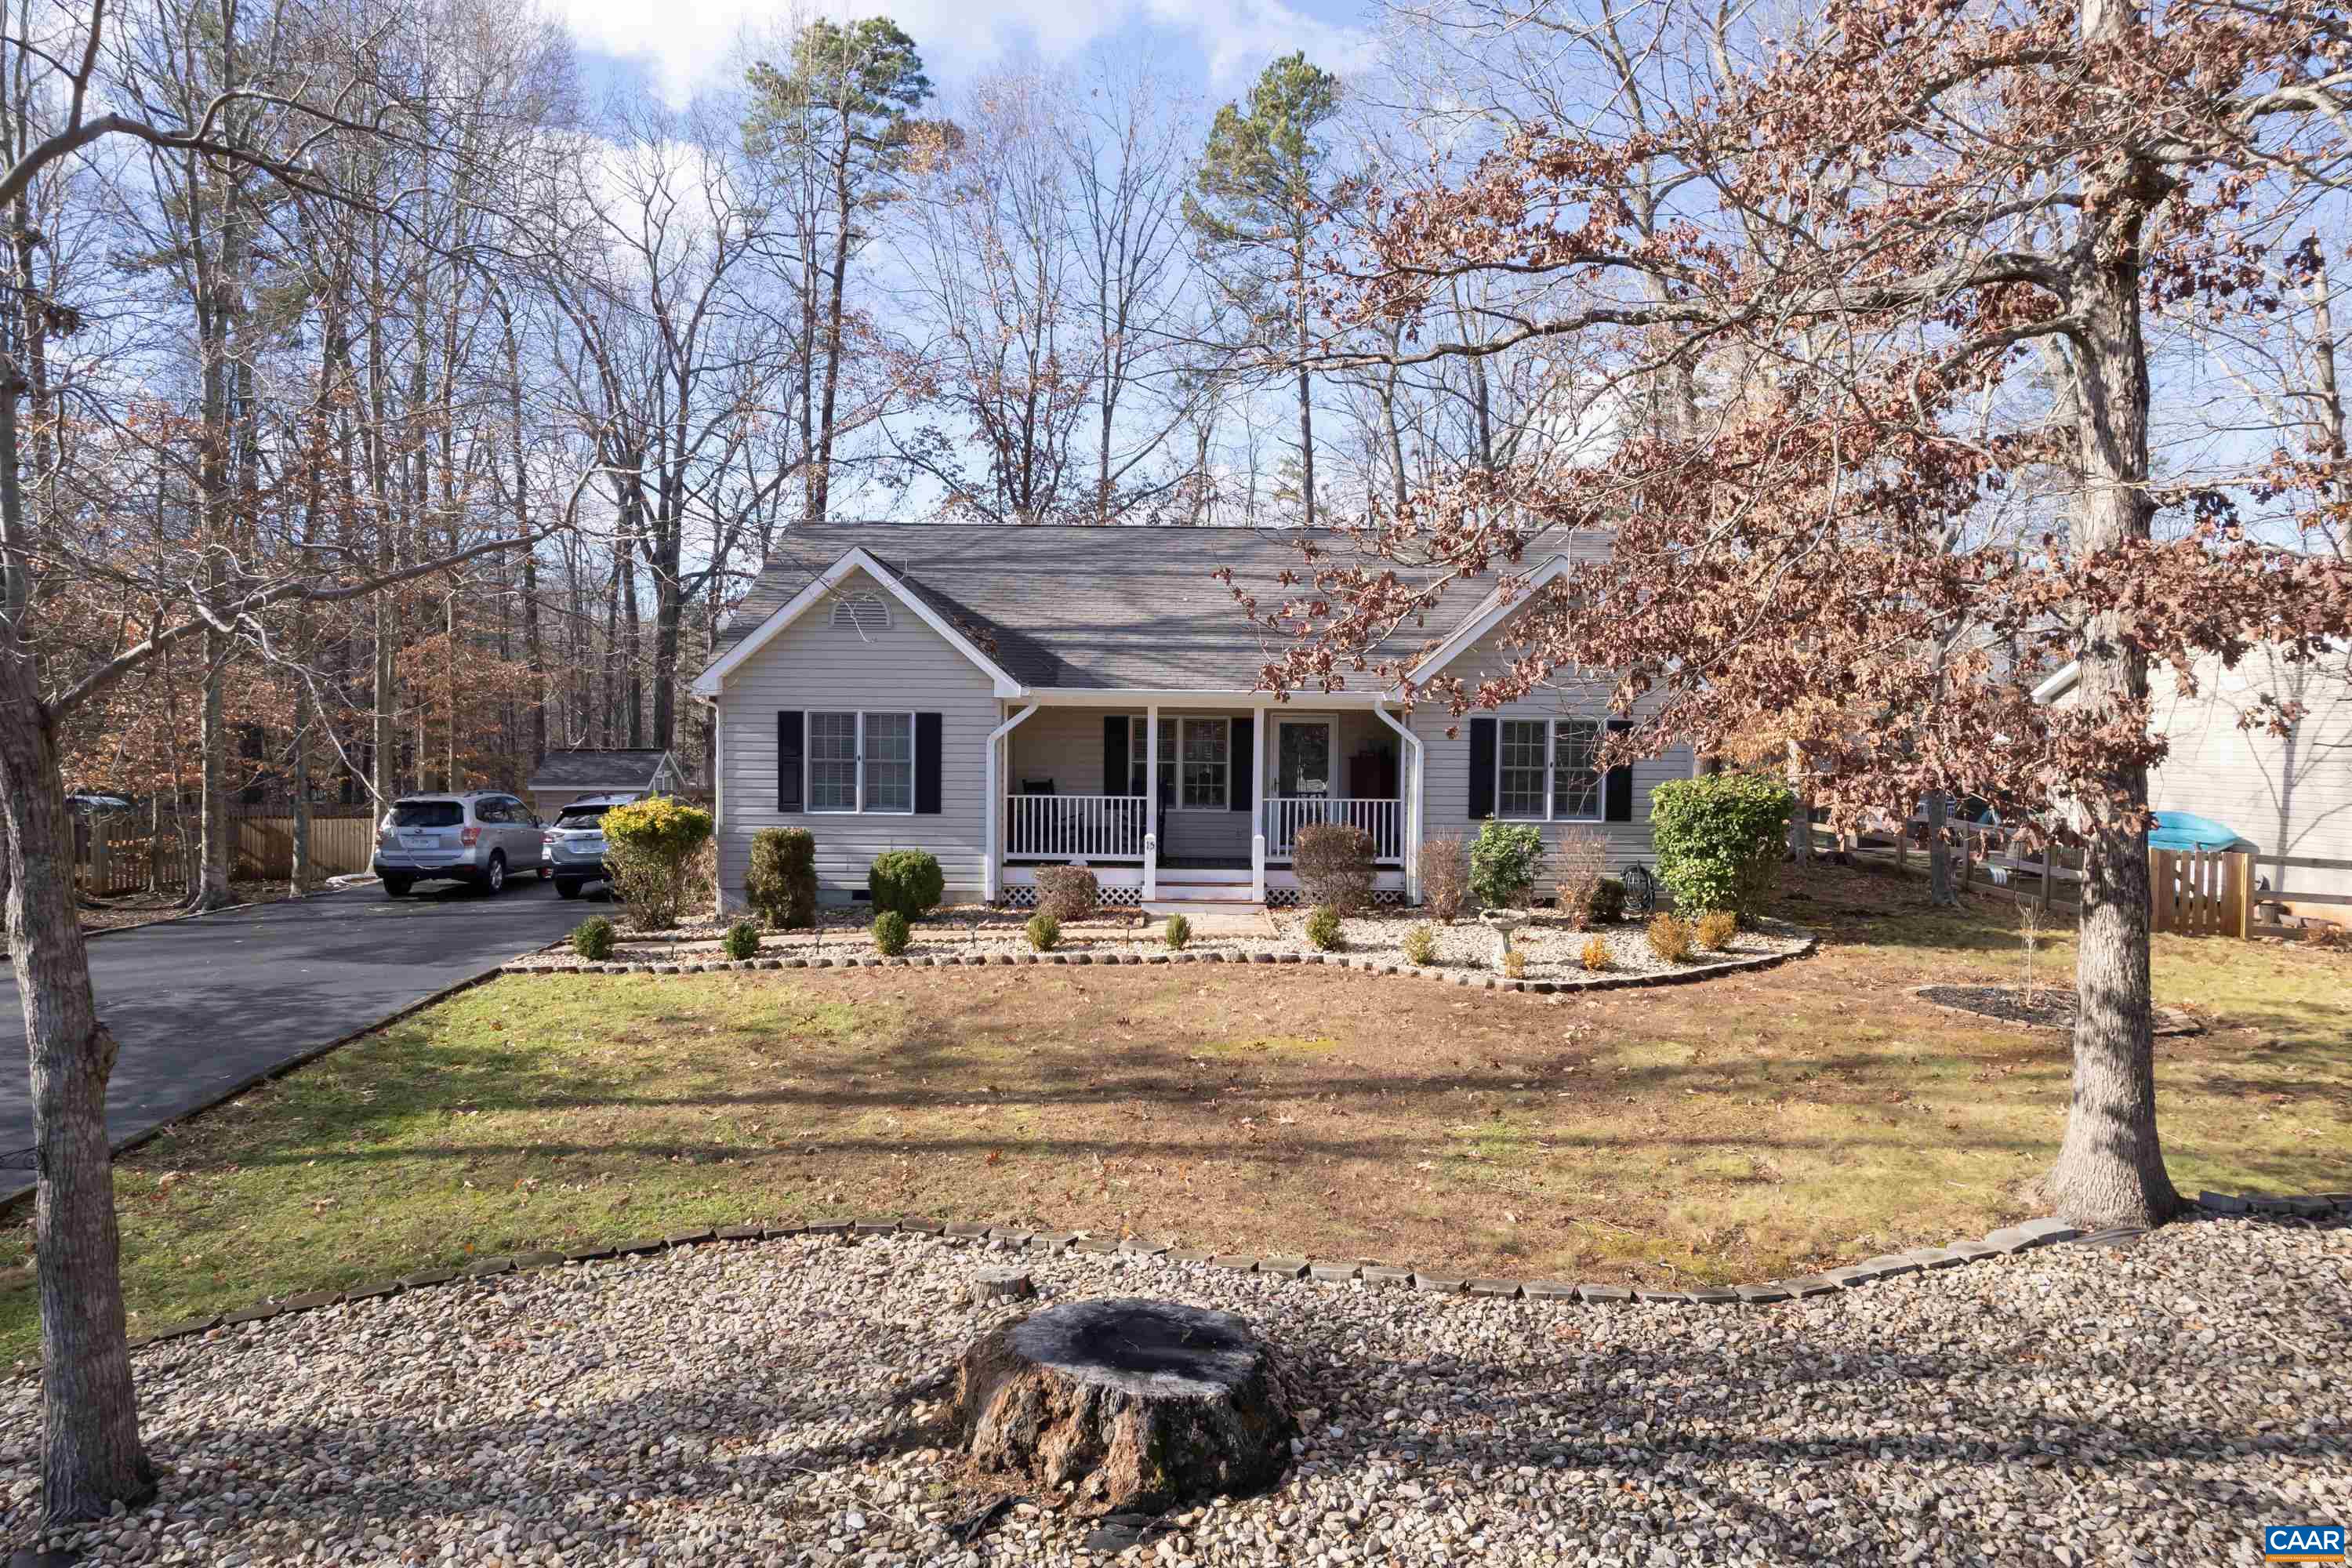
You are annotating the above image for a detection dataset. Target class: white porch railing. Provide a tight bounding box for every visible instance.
[1264,797,1404,863]
[1004,793,1151,861]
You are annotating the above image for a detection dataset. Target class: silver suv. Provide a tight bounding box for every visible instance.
[374,792,543,898]
[543,793,641,898]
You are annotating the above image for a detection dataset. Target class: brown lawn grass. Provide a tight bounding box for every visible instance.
[4,862,2344,1361]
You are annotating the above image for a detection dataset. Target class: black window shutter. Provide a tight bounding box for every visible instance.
[1468,717,1497,819]
[1229,716,1251,811]
[916,713,942,815]
[1603,719,1635,822]
[777,711,804,811]
[1103,714,1128,796]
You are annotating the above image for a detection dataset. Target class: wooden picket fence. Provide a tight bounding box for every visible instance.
[76,805,380,891]
[2147,848,2252,938]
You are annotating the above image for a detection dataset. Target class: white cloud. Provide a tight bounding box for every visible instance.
[551,0,1373,105]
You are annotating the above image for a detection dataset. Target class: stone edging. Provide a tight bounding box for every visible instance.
[34,1189,2339,1381]
[491,932,1819,997]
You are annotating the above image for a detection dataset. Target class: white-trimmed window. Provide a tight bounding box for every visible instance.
[1127,716,1227,808]
[1498,717,1604,822]
[806,710,914,814]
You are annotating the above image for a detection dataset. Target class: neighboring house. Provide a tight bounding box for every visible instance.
[691,524,1696,910]
[2034,645,2352,902]
[526,748,691,819]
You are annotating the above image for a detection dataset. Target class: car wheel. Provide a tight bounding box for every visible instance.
[383,876,412,898]
[482,853,506,895]
[555,879,581,899]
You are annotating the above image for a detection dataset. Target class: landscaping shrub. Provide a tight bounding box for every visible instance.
[872,909,910,956]
[1303,905,1344,951]
[1468,818,1544,909]
[1646,911,1695,964]
[1419,835,1472,922]
[1649,773,1795,919]
[1579,934,1610,972]
[1292,821,1376,913]
[1549,828,1610,927]
[1590,877,1627,925]
[1696,909,1738,950]
[745,827,818,929]
[1163,913,1192,951]
[866,849,944,920]
[722,920,760,961]
[572,916,615,962]
[601,797,715,931]
[1034,863,1098,924]
[1501,948,1526,979]
[1402,924,1437,966]
[1025,910,1062,951]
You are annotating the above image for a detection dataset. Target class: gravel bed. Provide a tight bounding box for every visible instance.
[10,1216,2343,1565]
[527,910,1810,983]
[1915,984,2078,1029]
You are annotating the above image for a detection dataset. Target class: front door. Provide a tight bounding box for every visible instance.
[1276,720,1334,799]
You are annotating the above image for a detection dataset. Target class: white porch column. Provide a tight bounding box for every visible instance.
[1374,702,1425,905]
[984,703,1039,904]
[1250,705,1267,903]
[1143,703,1160,900]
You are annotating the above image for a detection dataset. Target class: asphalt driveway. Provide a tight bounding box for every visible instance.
[0,879,589,1200]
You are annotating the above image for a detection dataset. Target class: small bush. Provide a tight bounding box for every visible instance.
[1034,863,1098,924]
[1501,948,1526,979]
[872,909,911,956]
[867,849,944,920]
[1696,909,1738,949]
[745,827,818,929]
[1650,773,1795,920]
[1579,933,1610,972]
[601,797,716,931]
[1469,818,1544,909]
[572,916,615,962]
[1549,828,1611,927]
[1303,906,1345,951]
[1402,924,1437,966]
[1419,835,1472,922]
[1590,877,1627,925]
[1025,910,1061,951]
[722,920,760,960]
[1293,821,1377,913]
[1646,912,1695,964]
[1163,913,1192,951]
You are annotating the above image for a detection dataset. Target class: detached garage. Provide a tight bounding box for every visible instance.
[527,749,691,818]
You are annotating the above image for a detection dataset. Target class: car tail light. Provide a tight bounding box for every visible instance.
[377,829,394,846]
[460,826,481,847]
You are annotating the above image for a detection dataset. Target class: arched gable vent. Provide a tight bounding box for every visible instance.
[831,591,891,635]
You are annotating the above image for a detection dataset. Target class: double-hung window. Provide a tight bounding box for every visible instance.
[1128,716,1228,809]
[806,710,914,814]
[1497,717,1604,822]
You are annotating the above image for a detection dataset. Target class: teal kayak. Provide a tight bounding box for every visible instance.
[2148,811,2250,852]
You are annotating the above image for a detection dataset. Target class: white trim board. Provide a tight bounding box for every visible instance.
[691,547,1025,699]
[1388,554,1577,695]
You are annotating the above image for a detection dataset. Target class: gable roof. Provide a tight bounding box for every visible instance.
[694,545,1024,698]
[702,523,1559,694]
[529,749,680,790]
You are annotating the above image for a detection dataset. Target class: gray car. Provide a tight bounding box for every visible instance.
[542,793,641,898]
[373,792,544,897]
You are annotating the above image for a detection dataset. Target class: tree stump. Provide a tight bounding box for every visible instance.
[963,1268,1036,1305]
[949,1298,1298,1511]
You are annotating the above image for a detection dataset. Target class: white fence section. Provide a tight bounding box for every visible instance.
[1263,797,1404,862]
[1004,793,1151,861]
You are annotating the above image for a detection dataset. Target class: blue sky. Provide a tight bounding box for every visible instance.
[552,0,1380,106]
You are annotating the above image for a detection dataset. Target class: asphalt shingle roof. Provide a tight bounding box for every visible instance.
[713,524,1501,691]
[530,750,674,789]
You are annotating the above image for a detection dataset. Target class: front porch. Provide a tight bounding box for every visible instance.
[986,701,1416,906]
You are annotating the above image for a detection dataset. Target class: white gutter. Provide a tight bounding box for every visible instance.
[1373,702,1425,903]
[984,702,1040,902]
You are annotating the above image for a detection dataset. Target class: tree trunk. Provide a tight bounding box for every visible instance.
[1294,238,1313,528]
[1786,740,1813,863]
[810,156,854,522]
[2041,140,2180,1229]
[0,372,154,1526]
[290,677,311,898]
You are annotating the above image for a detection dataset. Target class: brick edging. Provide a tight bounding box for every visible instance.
[38,1189,2341,1380]
[489,932,1820,996]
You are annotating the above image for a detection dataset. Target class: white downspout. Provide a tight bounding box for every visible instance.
[985,702,1039,904]
[1250,705,1268,903]
[1144,703,1160,901]
[1374,702,1424,905]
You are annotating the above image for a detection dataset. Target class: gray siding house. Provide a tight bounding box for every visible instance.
[691,524,1694,910]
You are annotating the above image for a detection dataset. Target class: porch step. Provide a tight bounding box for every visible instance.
[1145,885,1261,905]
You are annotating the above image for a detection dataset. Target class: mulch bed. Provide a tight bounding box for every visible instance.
[1913,984,2202,1036]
